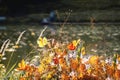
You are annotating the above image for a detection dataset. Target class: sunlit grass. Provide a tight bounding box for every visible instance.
[0,25,120,79]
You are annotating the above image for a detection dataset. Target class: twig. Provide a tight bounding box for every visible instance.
[6,30,26,70]
[38,26,47,39]
[15,30,26,45]
[0,39,10,56]
[60,10,72,32]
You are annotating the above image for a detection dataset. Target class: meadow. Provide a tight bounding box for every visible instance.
[0,23,120,80]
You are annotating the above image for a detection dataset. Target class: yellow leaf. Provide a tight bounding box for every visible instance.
[77,39,80,43]
[72,39,80,47]
[38,64,45,73]
[37,37,48,47]
[72,40,77,47]
[13,45,19,48]
[78,73,83,78]
[118,56,120,61]
[31,31,35,36]
[81,47,85,55]
[47,74,52,79]
[87,68,92,75]
[18,59,26,70]
[89,56,99,65]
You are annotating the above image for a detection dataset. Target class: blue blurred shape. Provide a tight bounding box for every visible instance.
[49,11,56,22]
[0,16,6,21]
[41,11,57,35]
[41,11,56,25]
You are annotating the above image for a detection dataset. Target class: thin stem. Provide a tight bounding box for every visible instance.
[38,26,47,39]
[60,10,72,32]
[0,39,10,56]
[15,30,26,45]
[6,31,26,70]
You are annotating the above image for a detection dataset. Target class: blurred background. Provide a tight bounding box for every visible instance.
[0,0,120,23]
[0,0,120,67]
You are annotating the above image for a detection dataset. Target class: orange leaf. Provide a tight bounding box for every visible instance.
[17,59,26,70]
[67,43,76,50]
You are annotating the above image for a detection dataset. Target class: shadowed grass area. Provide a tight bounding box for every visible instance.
[5,9,120,24]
